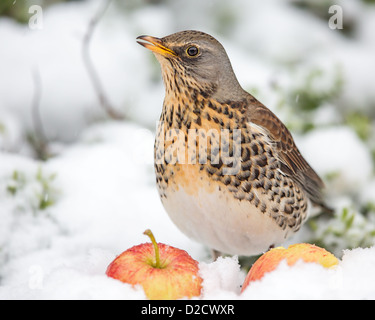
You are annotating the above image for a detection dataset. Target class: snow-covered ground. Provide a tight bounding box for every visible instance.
[1,0,375,299]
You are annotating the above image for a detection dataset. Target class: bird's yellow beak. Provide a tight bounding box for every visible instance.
[137,35,177,57]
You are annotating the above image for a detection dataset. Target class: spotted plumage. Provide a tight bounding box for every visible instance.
[137,31,328,256]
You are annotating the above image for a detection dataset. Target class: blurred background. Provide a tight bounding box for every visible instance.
[1,0,375,288]
[1,0,375,147]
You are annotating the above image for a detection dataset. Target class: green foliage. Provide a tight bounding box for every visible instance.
[0,0,79,23]
[0,0,30,23]
[323,170,341,183]
[36,167,57,210]
[345,111,372,141]
[6,167,58,213]
[276,66,344,134]
[0,122,5,135]
[289,68,344,112]
[362,202,375,216]
[6,170,26,196]
[308,207,375,257]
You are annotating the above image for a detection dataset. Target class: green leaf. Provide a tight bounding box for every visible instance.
[345,213,355,230]
[345,112,372,141]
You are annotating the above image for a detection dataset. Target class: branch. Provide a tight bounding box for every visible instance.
[31,68,49,160]
[82,0,125,120]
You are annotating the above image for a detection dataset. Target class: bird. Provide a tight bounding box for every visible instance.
[137,30,329,258]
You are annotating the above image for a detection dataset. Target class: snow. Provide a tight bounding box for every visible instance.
[199,257,245,300]
[298,126,373,196]
[1,0,375,300]
[242,247,375,300]
[1,121,375,300]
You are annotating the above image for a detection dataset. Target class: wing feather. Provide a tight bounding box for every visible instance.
[248,103,325,207]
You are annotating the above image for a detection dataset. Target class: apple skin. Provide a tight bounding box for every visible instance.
[241,243,339,292]
[106,242,203,300]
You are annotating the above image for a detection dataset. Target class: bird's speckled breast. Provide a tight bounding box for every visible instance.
[153,88,309,254]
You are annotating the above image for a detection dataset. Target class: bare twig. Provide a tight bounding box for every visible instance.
[82,0,124,120]
[31,68,49,160]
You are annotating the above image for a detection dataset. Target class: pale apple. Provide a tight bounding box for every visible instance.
[106,229,203,300]
[241,243,339,292]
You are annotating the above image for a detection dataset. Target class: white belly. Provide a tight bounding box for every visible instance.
[161,184,291,256]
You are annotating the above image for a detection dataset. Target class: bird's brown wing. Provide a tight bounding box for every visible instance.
[248,103,326,208]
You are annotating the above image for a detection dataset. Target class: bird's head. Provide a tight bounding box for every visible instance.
[137,30,244,101]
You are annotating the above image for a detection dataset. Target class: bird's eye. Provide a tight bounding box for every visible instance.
[186,46,199,57]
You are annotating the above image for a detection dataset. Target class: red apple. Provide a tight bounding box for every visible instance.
[106,229,203,300]
[241,243,339,292]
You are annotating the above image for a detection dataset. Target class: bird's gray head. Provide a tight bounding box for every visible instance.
[137,30,245,102]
